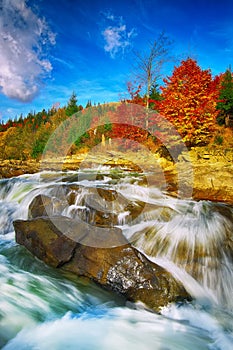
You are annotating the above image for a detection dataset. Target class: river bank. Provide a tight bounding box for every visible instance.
[0,146,233,204]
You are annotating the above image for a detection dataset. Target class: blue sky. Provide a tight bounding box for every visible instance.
[0,0,233,122]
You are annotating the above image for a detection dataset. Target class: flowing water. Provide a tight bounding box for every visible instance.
[0,169,233,349]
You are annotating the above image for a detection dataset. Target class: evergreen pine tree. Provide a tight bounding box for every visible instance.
[217,68,233,125]
[85,100,92,108]
[66,92,79,116]
[149,84,162,109]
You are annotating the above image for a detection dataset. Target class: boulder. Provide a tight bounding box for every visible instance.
[13,216,190,312]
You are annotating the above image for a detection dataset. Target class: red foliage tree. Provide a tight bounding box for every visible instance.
[156,58,220,146]
[126,81,146,106]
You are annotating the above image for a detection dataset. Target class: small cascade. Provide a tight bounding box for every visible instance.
[61,184,145,227]
[0,202,19,235]
[0,174,50,234]
[61,186,90,219]
[117,211,130,225]
[130,200,233,309]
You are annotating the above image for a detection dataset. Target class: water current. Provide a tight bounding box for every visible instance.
[0,168,233,349]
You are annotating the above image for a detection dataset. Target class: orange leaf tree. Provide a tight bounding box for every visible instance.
[157,58,219,146]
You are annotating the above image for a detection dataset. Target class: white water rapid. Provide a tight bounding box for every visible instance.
[0,169,233,349]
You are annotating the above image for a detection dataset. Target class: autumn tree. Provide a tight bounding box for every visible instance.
[216,68,233,126]
[157,58,219,146]
[1,126,24,159]
[106,103,158,151]
[126,81,145,106]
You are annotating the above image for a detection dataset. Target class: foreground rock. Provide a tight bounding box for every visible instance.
[13,216,190,312]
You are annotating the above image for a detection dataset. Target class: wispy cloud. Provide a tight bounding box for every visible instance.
[209,22,233,53]
[102,13,136,58]
[0,0,56,102]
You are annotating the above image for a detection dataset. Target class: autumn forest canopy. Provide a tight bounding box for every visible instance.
[0,57,233,161]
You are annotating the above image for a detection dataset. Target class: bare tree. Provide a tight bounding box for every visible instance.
[133,32,173,113]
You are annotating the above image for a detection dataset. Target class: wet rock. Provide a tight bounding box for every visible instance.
[28,194,54,218]
[67,190,77,206]
[13,216,190,312]
[27,186,147,227]
[63,186,146,226]
[28,194,66,219]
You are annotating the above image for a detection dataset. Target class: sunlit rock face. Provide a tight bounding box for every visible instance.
[1,147,233,204]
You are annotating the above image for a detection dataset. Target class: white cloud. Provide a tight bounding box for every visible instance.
[102,14,136,58]
[0,0,56,102]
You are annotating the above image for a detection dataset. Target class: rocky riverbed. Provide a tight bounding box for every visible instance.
[1,146,233,203]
